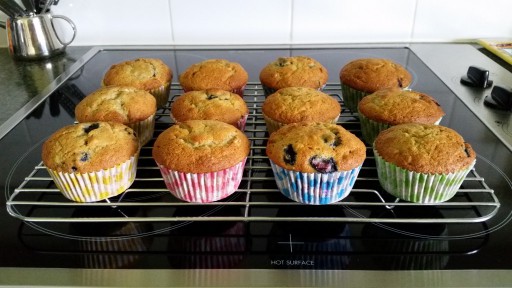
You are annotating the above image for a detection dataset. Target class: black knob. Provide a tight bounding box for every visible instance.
[460,66,493,88]
[484,85,512,111]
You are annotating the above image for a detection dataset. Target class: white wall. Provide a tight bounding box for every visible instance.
[1,0,511,47]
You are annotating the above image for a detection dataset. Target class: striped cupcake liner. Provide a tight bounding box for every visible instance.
[157,158,247,203]
[263,114,340,134]
[358,113,443,145]
[269,160,362,205]
[47,154,139,203]
[149,82,171,108]
[340,84,368,113]
[373,147,475,203]
[127,113,155,147]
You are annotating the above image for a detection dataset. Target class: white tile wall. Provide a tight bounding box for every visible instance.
[1,0,511,47]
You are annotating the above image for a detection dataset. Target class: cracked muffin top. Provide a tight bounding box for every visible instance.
[259,56,328,90]
[152,120,250,173]
[266,122,366,173]
[262,87,341,124]
[358,87,445,125]
[171,89,248,127]
[102,58,172,90]
[374,123,476,174]
[42,122,139,173]
[179,59,248,93]
[340,58,412,93]
[75,86,157,124]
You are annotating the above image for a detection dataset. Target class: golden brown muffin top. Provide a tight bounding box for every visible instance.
[259,56,328,90]
[339,58,412,93]
[75,86,157,124]
[178,59,248,92]
[171,89,248,127]
[42,122,139,173]
[266,122,366,173]
[152,120,250,173]
[358,88,445,125]
[102,58,173,90]
[262,87,341,124]
[374,123,476,174]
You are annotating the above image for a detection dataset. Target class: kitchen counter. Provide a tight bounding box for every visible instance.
[0,46,91,131]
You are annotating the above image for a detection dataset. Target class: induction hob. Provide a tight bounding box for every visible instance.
[1,44,512,287]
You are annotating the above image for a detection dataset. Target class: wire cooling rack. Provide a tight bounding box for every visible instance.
[5,83,501,224]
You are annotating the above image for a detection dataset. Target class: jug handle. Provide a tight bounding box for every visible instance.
[50,15,77,46]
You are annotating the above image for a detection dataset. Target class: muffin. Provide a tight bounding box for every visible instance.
[171,89,249,130]
[259,56,328,95]
[42,122,140,202]
[179,59,248,97]
[339,58,412,112]
[266,122,366,204]
[152,120,250,203]
[358,87,445,145]
[75,86,157,146]
[373,123,476,203]
[262,87,341,134]
[102,58,172,108]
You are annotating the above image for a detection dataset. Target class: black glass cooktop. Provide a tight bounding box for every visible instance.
[1,47,511,270]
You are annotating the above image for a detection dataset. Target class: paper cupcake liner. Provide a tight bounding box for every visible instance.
[263,114,339,134]
[47,155,139,203]
[341,84,369,113]
[157,158,247,203]
[127,113,155,147]
[269,161,362,205]
[358,113,442,145]
[373,148,475,203]
[149,82,171,108]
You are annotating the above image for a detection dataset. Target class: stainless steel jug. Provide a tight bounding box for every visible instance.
[0,13,76,60]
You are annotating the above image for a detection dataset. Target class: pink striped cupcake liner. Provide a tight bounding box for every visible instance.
[157,158,247,203]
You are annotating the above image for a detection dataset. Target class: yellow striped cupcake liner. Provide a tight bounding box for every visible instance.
[263,114,340,134]
[47,154,139,203]
[127,114,155,146]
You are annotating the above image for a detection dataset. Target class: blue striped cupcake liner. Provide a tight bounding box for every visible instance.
[269,161,362,205]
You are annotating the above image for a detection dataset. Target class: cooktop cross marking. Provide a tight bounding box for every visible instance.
[277,234,304,253]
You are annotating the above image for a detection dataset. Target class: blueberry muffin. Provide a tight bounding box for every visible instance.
[75,86,157,146]
[262,87,341,134]
[340,58,412,112]
[152,120,250,203]
[171,89,249,130]
[266,122,366,204]
[373,123,476,203]
[179,59,248,97]
[102,58,172,108]
[42,122,140,202]
[358,87,445,145]
[259,56,328,95]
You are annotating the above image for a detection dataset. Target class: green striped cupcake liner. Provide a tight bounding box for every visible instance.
[373,147,475,203]
[340,84,368,113]
[358,113,443,145]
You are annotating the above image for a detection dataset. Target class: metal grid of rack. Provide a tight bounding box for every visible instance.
[6,83,501,224]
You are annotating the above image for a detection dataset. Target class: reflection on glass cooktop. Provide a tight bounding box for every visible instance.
[1,47,512,270]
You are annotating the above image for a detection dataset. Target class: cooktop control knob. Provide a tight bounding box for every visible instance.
[460,65,493,88]
[484,85,512,111]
